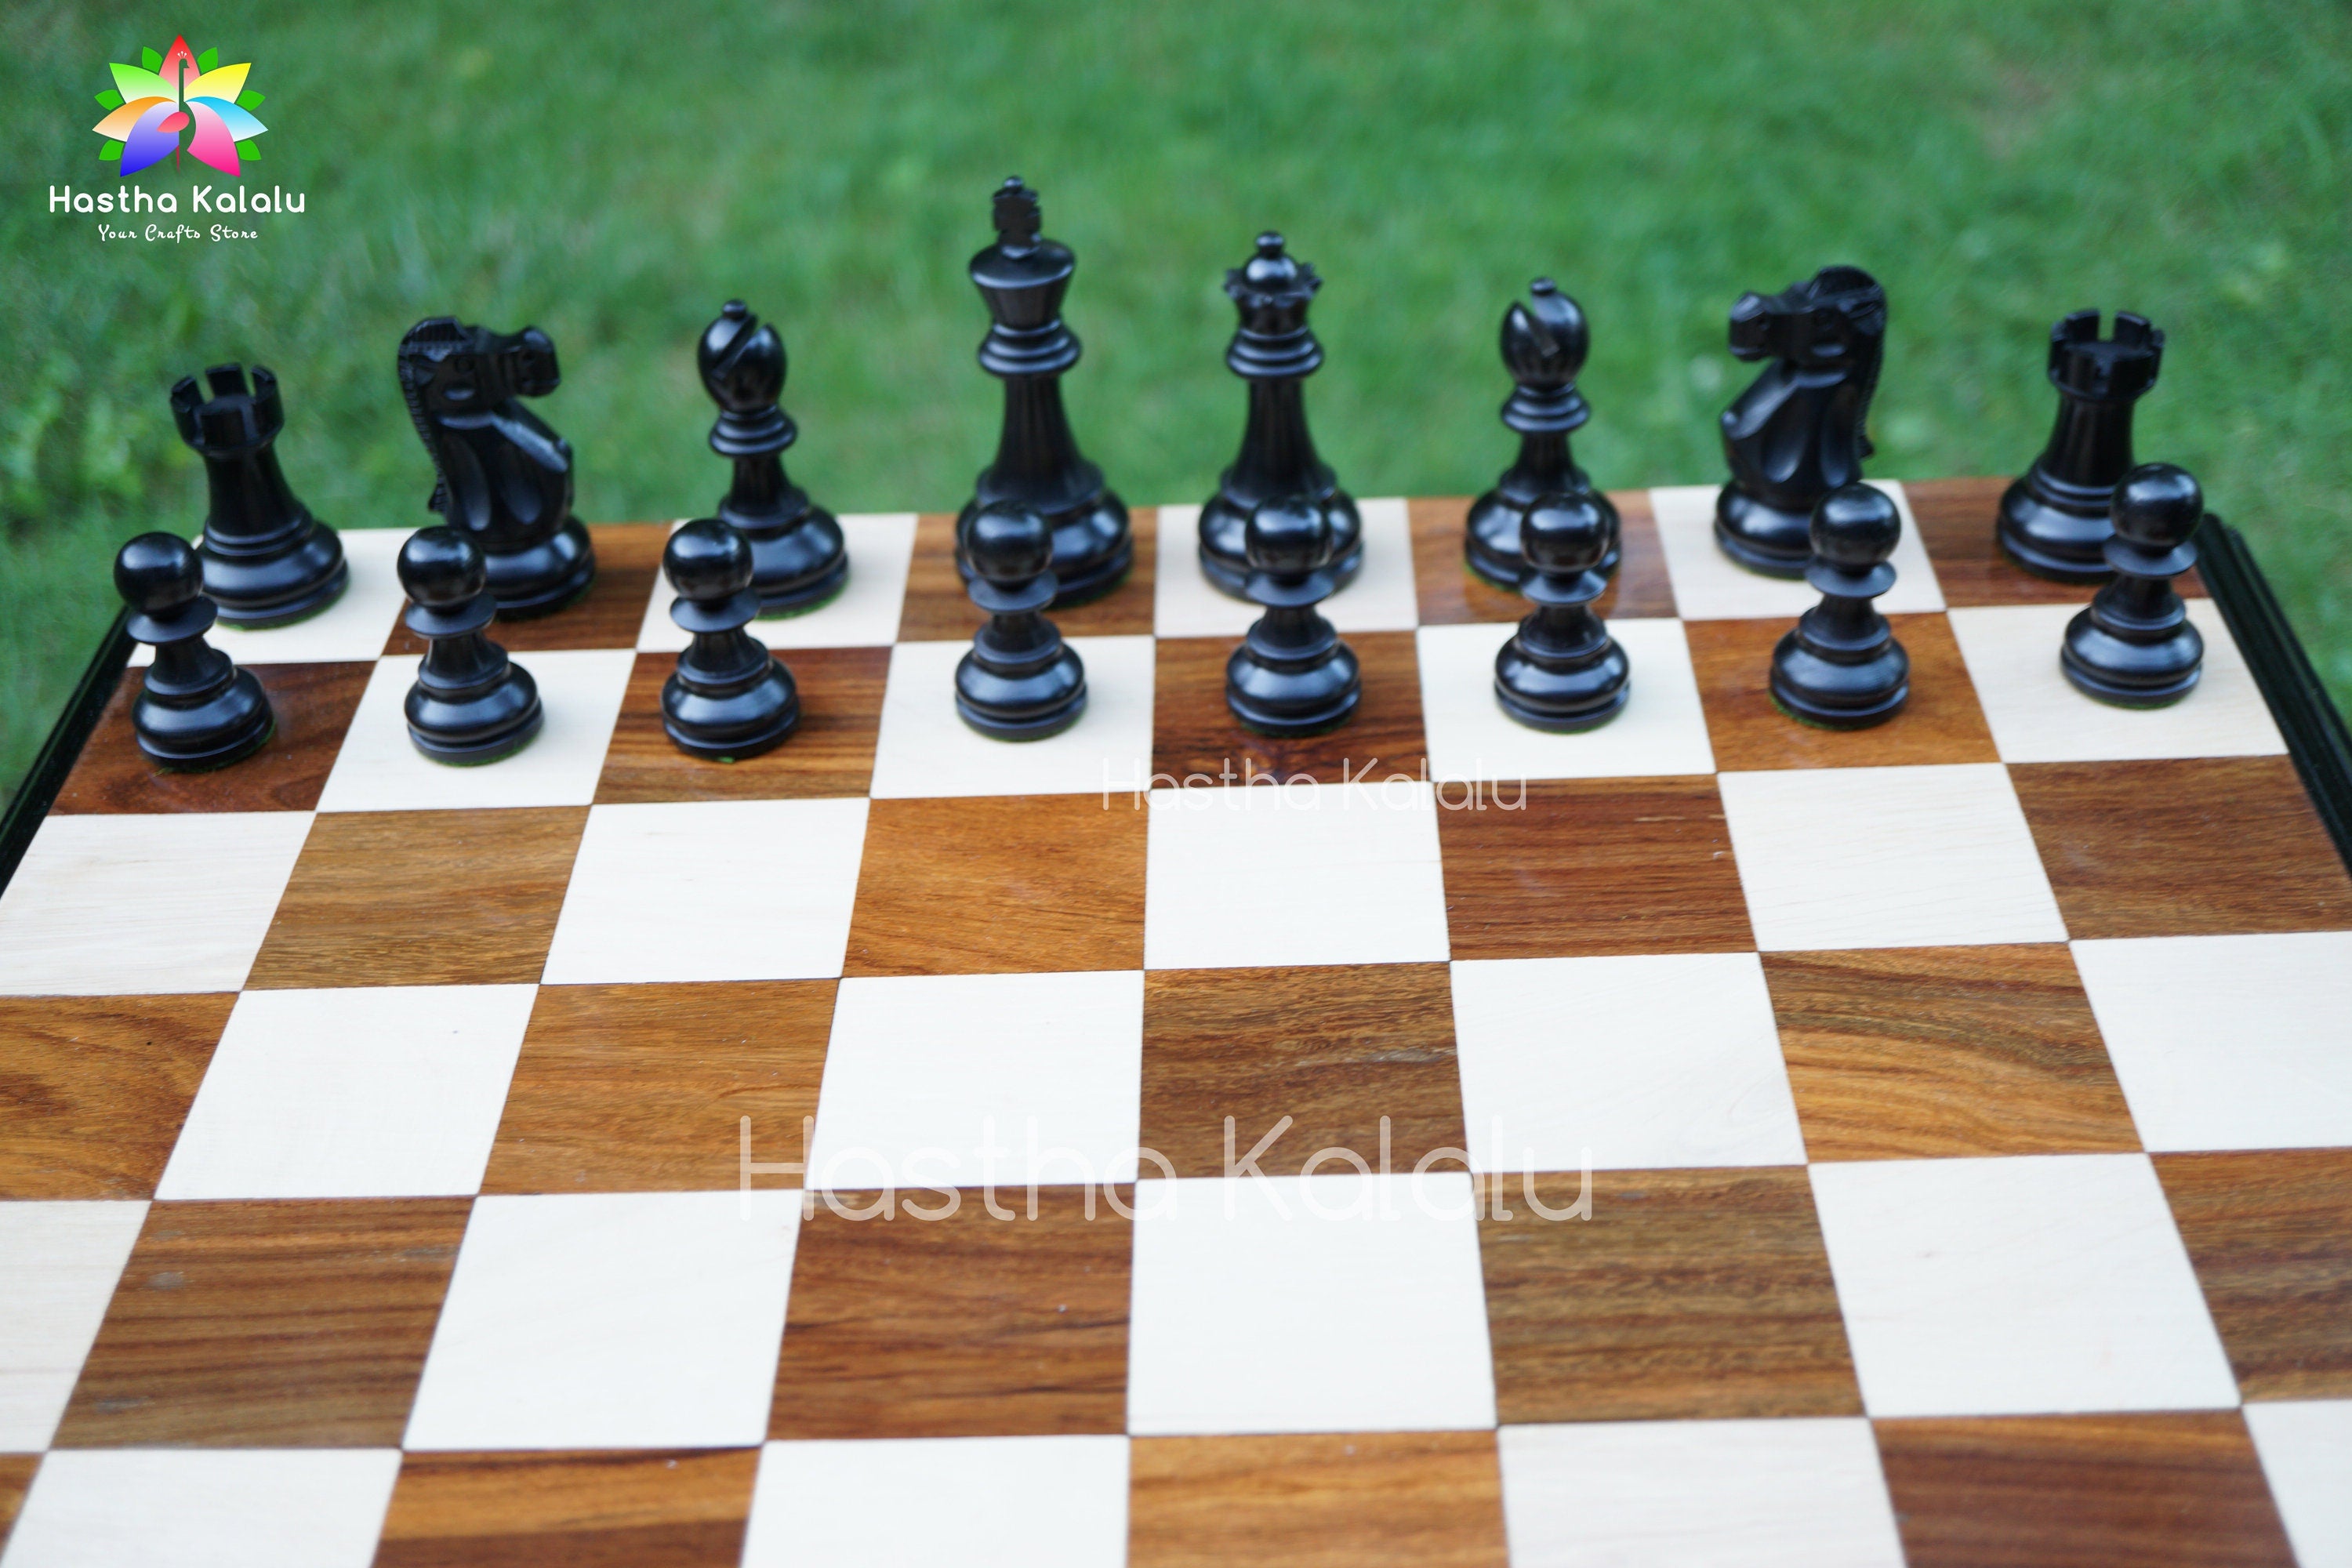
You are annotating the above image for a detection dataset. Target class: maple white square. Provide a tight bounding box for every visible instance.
[1719,763,2066,950]
[636,512,918,652]
[315,648,633,812]
[1808,1152,2237,1417]
[1497,1417,1904,1568]
[1416,618,1715,782]
[129,525,414,669]
[404,1189,799,1450]
[1452,953,1804,1173]
[1142,779,1449,970]
[811,971,1143,1189]
[2244,1399,2352,1568]
[158,985,535,1200]
[1126,1171,1497,1435]
[542,797,868,984]
[869,635,1154,800]
[1152,497,1420,637]
[2072,931,2352,1152]
[0,811,311,996]
[1650,480,1945,620]
[1948,600,2284,763]
[5,1448,401,1568]
[742,1435,1130,1568]
[0,1200,147,1450]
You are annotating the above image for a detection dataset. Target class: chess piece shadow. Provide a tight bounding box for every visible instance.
[1226,495,1361,736]
[1998,310,2165,582]
[1769,483,1910,728]
[662,518,802,759]
[1466,280,1619,590]
[699,300,848,615]
[115,532,275,770]
[1494,495,1629,731]
[172,363,347,627]
[2060,463,2205,706]
[397,527,544,764]
[956,501,1088,740]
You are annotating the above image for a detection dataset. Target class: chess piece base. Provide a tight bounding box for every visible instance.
[1998,477,2114,583]
[663,662,801,760]
[483,518,598,619]
[1200,492,1363,601]
[734,508,850,615]
[1465,492,1621,591]
[1494,632,1630,733]
[956,648,1088,740]
[957,494,1134,608]
[406,677,544,764]
[134,670,276,770]
[1768,630,1910,728]
[1715,487,1813,578]
[201,529,350,629]
[2060,609,2203,708]
[1225,640,1361,738]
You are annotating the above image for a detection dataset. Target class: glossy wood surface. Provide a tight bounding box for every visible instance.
[2157,1148,2352,1401]
[897,508,1160,642]
[1152,630,1428,787]
[374,1447,758,1568]
[0,995,231,1200]
[386,523,672,656]
[1688,612,2000,771]
[595,646,887,804]
[51,662,373,816]
[1408,491,1675,626]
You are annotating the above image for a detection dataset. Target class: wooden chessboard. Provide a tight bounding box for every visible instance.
[0,477,2348,1566]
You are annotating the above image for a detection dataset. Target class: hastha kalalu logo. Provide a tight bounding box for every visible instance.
[93,36,265,177]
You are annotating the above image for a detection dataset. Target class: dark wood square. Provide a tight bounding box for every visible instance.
[1766,946,2140,1161]
[481,980,834,1195]
[1141,964,1466,1180]
[0,1454,32,1555]
[375,1448,759,1568]
[2012,756,2352,938]
[1438,777,1754,958]
[896,506,1158,641]
[0,995,232,1200]
[1152,631,1428,787]
[1687,613,1999,771]
[56,1197,469,1447]
[1873,1412,2294,1568]
[1410,490,1674,626]
[2157,1148,2352,1401]
[1128,1431,1508,1568]
[246,808,586,988]
[386,521,666,655]
[52,661,372,815]
[1906,476,2210,609]
[844,793,1144,975]
[770,1183,1131,1439]
[1477,1167,1859,1422]
[594,646,885,803]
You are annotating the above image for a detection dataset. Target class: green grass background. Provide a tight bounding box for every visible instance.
[5,0,2348,799]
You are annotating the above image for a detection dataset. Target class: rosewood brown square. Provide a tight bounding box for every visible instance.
[374,1448,759,1568]
[0,995,233,1200]
[594,646,885,803]
[2011,756,2352,938]
[2156,1148,2352,1401]
[386,521,666,655]
[1766,946,2140,1161]
[53,661,372,815]
[1907,477,2209,608]
[245,808,585,988]
[1410,490,1672,626]
[844,793,1144,975]
[1687,613,1998,771]
[1152,631,1427,787]
[1439,777,1754,958]
[1477,1167,1859,1422]
[0,1454,33,1553]
[56,1197,469,1447]
[896,507,1158,641]
[770,1183,1131,1439]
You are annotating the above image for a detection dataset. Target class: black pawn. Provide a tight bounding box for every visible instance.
[1770,484,1911,728]
[956,502,1087,740]
[114,532,274,769]
[1226,496,1361,735]
[698,300,848,615]
[171,364,347,627]
[1199,234,1362,599]
[1494,495,1630,731]
[661,518,801,759]
[397,527,543,764]
[1466,280,1620,590]
[2061,463,2205,706]
[1998,310,2165,581]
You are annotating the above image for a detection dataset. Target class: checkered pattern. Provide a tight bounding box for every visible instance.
[1,478,2348,1566]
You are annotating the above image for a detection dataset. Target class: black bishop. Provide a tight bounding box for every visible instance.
[698,300,848,614]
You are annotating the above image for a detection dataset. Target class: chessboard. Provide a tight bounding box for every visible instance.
[0,477,2348,1567]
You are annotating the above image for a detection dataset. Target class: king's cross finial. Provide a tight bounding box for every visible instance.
[993,176,1041,248]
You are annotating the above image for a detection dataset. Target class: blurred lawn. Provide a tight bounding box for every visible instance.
[5,0,2349,798]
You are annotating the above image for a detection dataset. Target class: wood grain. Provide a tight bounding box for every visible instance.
[1478,1167,1860,1422]
[844,793,1144,975]
[55,1197,468,1447]
[771,1183,1131,1439]
[52,662,372,815]
[1128,1430,1508,1568]
[385,522,668,655]
[896,506,1158,641]
[2156,1148,2352,1401]
[1872,1411,2294,1568]
[1140,964,1465,1179]
[245,808,586,988]
[2011,756,2352,938]
[0,1454,33,1555]
[1410,490,1674,626]
[1152,631,1428,787]
[481,980,835,1195]
[374,1448,758,1568]
[1438,777,1754,958]
[0,994,233,1199]
[1686,612,2000,771]
[1766,946,2140,1161]
[594,646,886,804]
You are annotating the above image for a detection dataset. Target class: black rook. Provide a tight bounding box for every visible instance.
[172,363,347,627]
[1998,310,2165,582]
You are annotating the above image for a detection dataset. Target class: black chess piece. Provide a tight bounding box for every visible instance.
[955,178,1131,606]
[1716,267,1888,577]
[1225,495,1361,735]
[171,364,347,627]
[396,318,596,618]
[698,300,848,615]
[1465,280,1619,590]
[1199,233,1362,599]
[1769,483,1911,728]
[2061,463,2206,706]
[956,501,1088,740]
[114,532,274,769]
[1998,310,2165,582]
[1494,495,1630,731]
[660,518,801,759]
[397,526,543,764]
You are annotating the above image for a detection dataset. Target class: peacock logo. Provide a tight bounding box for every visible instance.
[92,35,267,178]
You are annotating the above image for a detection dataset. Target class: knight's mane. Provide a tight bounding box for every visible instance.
[397,318,469,516]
